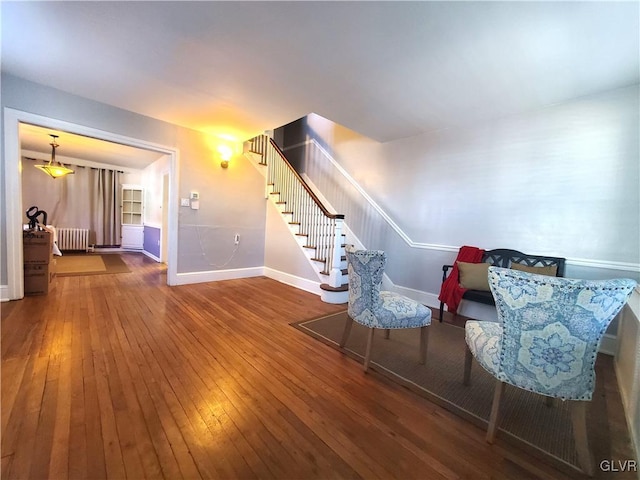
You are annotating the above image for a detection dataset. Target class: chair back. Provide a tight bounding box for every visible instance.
[482,249,566,277]
[488,266,636,400]
[345,246,386,326]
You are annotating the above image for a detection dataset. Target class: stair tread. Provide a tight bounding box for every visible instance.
[319,268,348,276]
[320,283,349,292]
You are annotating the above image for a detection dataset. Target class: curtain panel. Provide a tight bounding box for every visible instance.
[22,160,122,247]
[92,168,122,246]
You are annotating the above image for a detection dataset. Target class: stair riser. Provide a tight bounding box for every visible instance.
[321,289,349,304]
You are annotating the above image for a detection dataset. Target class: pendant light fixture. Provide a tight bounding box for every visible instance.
[34,134,75,178]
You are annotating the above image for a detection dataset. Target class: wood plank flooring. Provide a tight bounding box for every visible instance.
[1,253,635,479]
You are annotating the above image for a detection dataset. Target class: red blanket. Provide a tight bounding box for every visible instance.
[438,245,485,315]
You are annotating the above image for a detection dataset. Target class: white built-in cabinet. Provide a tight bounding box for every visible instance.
[121,184,144,250]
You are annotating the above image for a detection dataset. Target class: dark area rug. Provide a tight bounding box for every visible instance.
[293,311,624,475]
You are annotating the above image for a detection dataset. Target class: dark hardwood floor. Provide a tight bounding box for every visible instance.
[1,253,635,479]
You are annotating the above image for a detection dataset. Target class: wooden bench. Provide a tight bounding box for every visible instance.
[439,248,566,322]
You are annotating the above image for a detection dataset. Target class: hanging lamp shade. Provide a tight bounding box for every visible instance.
[34,134,75,178]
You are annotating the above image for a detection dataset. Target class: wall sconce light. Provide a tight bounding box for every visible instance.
[218,145,233,169]
[34,134,75,178]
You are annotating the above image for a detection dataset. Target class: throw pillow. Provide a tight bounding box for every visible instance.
[510,263,558,277]
[457,261,490,291]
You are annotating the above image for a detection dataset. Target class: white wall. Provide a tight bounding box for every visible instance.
[263,198,323,294]
[381,86,638,263]
[121,171,142,185]
[143,155,170,227]
[286,85,639,300]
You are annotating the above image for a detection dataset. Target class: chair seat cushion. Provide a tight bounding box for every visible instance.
[346,246,432,330]
[465,320,501,376]
[363,291,432,329]
[462,289,495,305]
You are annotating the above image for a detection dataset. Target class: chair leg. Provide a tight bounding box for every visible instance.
[339,316,354,347]
[463,345,473,385]
[487,379,505,443]
[571,401,594,477]
[419,326,429,364]
[363,328,375,372]
[384,328,390,339]
[439,301,444,323]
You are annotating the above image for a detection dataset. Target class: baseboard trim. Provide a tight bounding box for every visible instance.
[263,267,322,296]
[142,250,161,263]
[1,285,11,302]
[174,267,264,286]
[388,282,441,310]
[167,265,324,297]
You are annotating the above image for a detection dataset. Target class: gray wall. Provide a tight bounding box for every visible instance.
[280,85,640,299]
[264,199,320,281]
[1,74,266,283]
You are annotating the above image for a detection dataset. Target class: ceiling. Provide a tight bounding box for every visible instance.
[20,124,166,171]
[2,1,638,167]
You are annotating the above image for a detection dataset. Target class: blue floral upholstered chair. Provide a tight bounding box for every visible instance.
[339,246,432,372]
[464,266,636,476]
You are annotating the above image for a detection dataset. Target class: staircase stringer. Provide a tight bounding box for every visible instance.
[266,185,345,283]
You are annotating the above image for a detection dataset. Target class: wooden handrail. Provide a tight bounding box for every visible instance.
[269,139,344,220]
[257,134,346,288]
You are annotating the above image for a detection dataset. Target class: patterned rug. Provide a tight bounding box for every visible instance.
[55,254,131,276]
[293,311,620,475]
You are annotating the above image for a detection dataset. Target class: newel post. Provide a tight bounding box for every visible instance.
[329,218,344,288]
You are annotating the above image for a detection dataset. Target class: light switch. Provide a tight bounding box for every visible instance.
[180,198,190,207]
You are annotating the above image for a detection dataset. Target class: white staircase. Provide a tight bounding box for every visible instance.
[245,135,348,304]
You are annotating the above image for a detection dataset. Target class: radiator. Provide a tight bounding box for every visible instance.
[57,228,90,252]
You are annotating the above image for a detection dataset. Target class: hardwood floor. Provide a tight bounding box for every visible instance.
[1,253,635,479]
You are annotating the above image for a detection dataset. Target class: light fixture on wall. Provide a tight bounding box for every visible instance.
[34,134,75,178]
[218,144,233,169]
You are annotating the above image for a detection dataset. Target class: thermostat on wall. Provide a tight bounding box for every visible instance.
[190,191,199,200]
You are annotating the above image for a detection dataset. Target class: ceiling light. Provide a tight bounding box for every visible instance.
[34,134,75,178]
